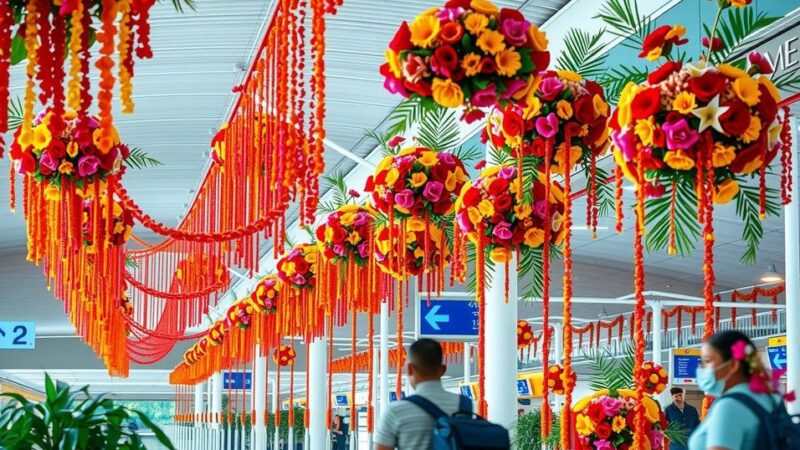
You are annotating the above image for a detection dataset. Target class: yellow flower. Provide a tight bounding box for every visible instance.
[410,172,428,187]
[556,100,573,120]
[17,130,33,149]
[522,97,542,120]
[44,184,61,201]
[659,368,667,377]
[592,94,609,117]
[634,117,657,146]
[339,212,356,226]
[612,416,626,433]
[409,14,440,48]
[616,82,640,127]
[575,414,595,436]
[66,141,79,158]
[445,171,458,192]
[649,374,660,383]
[478,199,494,217]
[557,70,582,82]
[413,247,425,259]
[58,161,74,175]
[304,250,318,264]
[515,74,542,102]
[418,151,438,167]
[742,116,762,144]
[717,63,748,79]
[672,91,697,114]
[528,25,548,52]
[32,125,52,151]
[714,179,739,204]
[385,49,402,78]
[524,228,544,248]
[463,13,488,35]
[324,227,335,243]
[467,206,482,225]
[733,76,761,106]
[758,77,781,102]
[664,149,696,170]
[346,231,361,246]
[431,78,464,108]
[385,168,400,186]
[470,0,499,16]
[553,144,582,175]
[712,142,736,167]
[665,24,686,41]
[490,247,512,263]
[646,46,662,61]
[495,49,521,77]
[462,52,482,77]
[476,29,506,55]
[514,203,532,219]
[730,0,749,7]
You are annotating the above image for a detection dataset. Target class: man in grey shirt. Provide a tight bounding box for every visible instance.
[374,338,464,450]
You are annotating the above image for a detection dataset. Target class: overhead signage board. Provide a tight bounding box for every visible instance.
[222,372,252,390]
[732,12,800,98]
[335,394,350,407]
[416,294,479,341]
[517,372,544,398]
[389,391,406,402]
[0,321,35,350]
[671,348,701,385]
[767,336,788,371]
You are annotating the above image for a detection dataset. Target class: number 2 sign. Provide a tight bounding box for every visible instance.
[0,322,36,349]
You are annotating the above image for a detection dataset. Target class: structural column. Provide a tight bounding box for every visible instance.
[309,337,329,450]
[553,323,562,417]
[484,254,518,428]
[463,343,471,383]
[379,300,390,419]
[786,116,799,415]
[253,345,267,449]
[210,372,223,430]
[651,301,663,366]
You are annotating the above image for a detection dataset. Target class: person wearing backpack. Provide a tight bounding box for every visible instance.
[374,338,510,450]
[689,329,799,450]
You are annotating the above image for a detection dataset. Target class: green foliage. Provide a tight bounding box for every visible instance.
[169,0,196,13]
[585,346,635,396]
[590,165,616,218]
[773,70,800,93]
[125,253,140,270]
[417,106,461,152]
[704,7,779,65]
[266,408,306,442]
[385,98,429,138]
[664,419,690,446]
[594,0,652,50]
[736,183,780,264]
[598,65,649,105]
[317,172,359,214]
[644,181,701,257]
[556,28,609,80]
[512,408,560,450]
[363,129,395,157]
[7,96,23,130]
[125,148,163,170]
[0,374,175,450]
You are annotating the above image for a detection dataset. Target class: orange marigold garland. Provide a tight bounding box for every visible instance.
[641,361,668,396]
[546,364,574,396]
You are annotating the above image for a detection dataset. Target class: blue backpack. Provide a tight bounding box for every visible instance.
[404,395,511,450]
[726,393,800,449]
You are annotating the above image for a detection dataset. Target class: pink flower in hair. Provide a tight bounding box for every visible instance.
[731,340,750,360]
[748,374,769,394]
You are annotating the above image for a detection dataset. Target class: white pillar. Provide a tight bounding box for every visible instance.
[463,343,471,383]
[309,337,329,450]
[484,253,518,428]
[211,372,223,431]
[786,116,800,415]
[553,323,562,414]
[651,301,663,366]
[253,345,267,449]
[371,341,380,448]
[194,383,204,428]
[272,378,280,450]
[379,300,390,419]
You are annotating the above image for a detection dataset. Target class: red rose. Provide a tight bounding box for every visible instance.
[332,227,347,244]
[584,80,604,98]
[573,94,596,124]
[17,152,36,175]
[644,181,666,198]
[316,226,326,241]
[719,100,751,136]
[587,402,606,424]
[294,259,309,275]
[530,50,551,72]
[688,71,725,102]
[431,45,459,77]
[445,0,470,8]
[756,84,777,122]
[98,147,119,171]
[595,422,612,440]
[48,139,66,159]
[387,136,406,148]
[490,213,505,225]
[490,129,506,150]
[702,36,723,52]
[487,178,510,196]
[639,25,671,58]
[439,22,463,45]
[731,140,765,174]
[648,61,682,84]
[389,21,412,52]
[511,224,525,245]
[499,8,525,22]
[433,198,452,215]
[493,194,512,213]
[528,137,546,157]
[404,79,432,97]
[583,118,606,150]
[479,57,497,74]
[502,108,523,138]
[652,126,666,148]
[630,87,662,120]
[462,187,481,207]
[430,163,450,183]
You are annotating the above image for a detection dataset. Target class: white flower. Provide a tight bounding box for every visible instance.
[685,60,714,77]
[768,119,783,148]
[692,95,729,133]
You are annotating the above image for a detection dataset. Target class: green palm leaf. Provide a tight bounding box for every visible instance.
[594,0,652,50]
[772,70,800,92]
[385,98,429,138]
[644,180,701,257]
[318,172,356,213]
[417,105,461,152]
[598,65,649,104]
[363,129,395,157]
[7,96,23,130]
[125,254,139,270]
[735,182,780,264]
[168,0,196,12]
[125,148,163,170]
[585,346,635,395]
[556,28,609,80]
[705,7,779,65]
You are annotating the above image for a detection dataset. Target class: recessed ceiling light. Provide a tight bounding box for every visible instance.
[760,264,783,282]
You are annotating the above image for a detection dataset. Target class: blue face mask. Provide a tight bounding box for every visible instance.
[696,361,731,397]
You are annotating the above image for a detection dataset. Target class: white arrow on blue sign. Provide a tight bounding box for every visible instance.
[767,345,787,371]
[416,296,479,341]
[0,321,35,349]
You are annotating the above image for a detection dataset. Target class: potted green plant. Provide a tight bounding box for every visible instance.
[0,374,175,450]
[513,407,561,450]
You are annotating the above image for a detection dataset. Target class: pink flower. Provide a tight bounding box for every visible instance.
[662,119,699,151]
[731,339,750,360]
[535,112,559,139]
[456,211,473,232]
[539,76,564,102]
[387,136,406,147]
[498,166,516,180]
[402,53,429,83]
[394,189,415,209]
[77,155,100,177]
[438,7,465,20]
[357,241,369,258]
[333,244,346,256]
[471,84,497,108]
[748,51,773,75]
[291,274,307,285]
[38,152,59,176]
[532,200,548,219]
[611,129,636,161]
[501,78,528,99]
[59,0,80,15]
[593,439,613,450]
[353,212,368,227]
[649,430,663,449]
[422,181,444,203]
[439,152,456,166]
[599,396,622,416]
[499,19,530,47]
[702,36,723,52]
[492,221,513,240]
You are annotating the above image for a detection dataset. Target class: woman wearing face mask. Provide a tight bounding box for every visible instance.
[688,330,789,450]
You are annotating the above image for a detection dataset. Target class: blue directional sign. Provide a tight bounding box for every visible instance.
[0,321,35,349]
[223,372,252,390]
[417,297,479,340]
[671,349,701,384]
[768,345,787,371]
[389,391,406,402]
[516,379,531,396]
[335,395,350,407]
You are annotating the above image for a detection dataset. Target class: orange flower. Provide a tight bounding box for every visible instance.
[742,116,762,144]
[664,149,695,170]
[431,78,464,108]
[556,100,573,120]
[528,25,548,52]
[495,49,521,76]
[714,179,739,204]
[476,29,506,55]
[712,142,736,167]
[58,161,74,175]
[464,13,488,35]
[409,14,440,48]
[462,53,482,76]
[470,0,499,16]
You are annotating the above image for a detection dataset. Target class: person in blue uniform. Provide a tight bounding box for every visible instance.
[664,387,699,450]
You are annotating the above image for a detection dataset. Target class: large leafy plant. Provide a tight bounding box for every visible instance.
[0,374,175,450]
[513,407,560,450]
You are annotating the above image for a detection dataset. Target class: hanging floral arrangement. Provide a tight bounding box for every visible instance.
[573,389,668,450]
[273,344,297,367]
[207,321,227,347]
[316,204,373,265]
[486,69,611,236]
[546,364,574,396]
[277,243,319,290]
[380,0,550,122]
[517,320,534,347]
[374,217,449,279]
[82,199,134,249]
[640,362,668,396]
[248,275,281,314]
[226,300,254,331]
